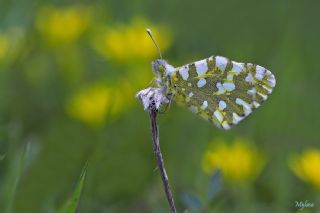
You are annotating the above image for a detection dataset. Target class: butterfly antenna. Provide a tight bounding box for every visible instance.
[146,28,162,59]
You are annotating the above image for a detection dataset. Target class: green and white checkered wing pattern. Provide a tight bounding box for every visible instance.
[170,56,276,130]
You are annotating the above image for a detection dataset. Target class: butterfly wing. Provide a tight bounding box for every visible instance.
[170,56,276,130]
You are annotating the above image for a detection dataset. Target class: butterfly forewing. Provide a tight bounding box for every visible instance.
[170,56,276,130]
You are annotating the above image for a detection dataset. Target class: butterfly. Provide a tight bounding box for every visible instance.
[146,29,276,130]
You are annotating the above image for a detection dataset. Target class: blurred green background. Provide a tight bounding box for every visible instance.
[0,0,320,212]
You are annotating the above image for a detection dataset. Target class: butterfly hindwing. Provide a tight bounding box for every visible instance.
[170,56,276,130]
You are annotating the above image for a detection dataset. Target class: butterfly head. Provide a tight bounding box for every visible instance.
[147,29,175,86]
[152,59,167,75]
[152,59,175,78]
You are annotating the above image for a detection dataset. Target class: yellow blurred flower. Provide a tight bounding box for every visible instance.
[92,17,172,61]
[202,138,265,183]
[0,28,25,63]
[108,80,134,118]
[67,84,109,126]
[289,149,320,189]
[0,33,9,59]
[66,81,134,126]
[36,5,91,45]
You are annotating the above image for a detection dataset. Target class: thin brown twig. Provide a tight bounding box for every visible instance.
[148,108,177,213]
[136,88,177,212]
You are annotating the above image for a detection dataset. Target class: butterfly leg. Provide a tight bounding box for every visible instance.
[158,93,174,114]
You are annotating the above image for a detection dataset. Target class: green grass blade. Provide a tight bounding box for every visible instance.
[2,143,30,213]
[58,161,88,213]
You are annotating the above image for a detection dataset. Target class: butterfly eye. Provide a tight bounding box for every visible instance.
[158,65,165,74]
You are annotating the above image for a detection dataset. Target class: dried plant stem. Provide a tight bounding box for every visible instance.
[136,88,176,212]
[148,109,177,213]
